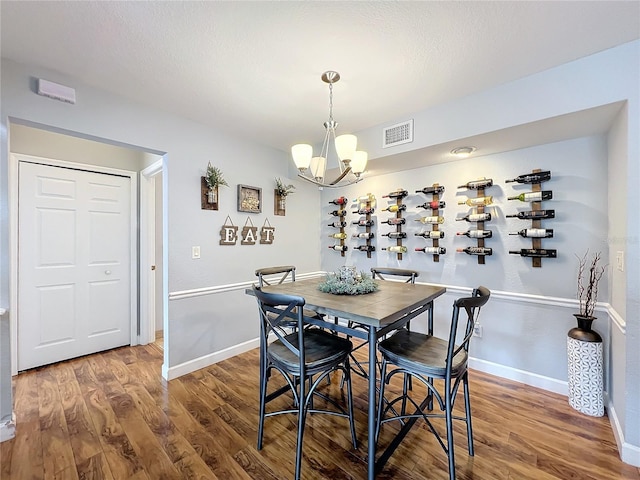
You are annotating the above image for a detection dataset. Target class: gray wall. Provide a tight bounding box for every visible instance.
[323,135,609,381]
[9,122,150,170]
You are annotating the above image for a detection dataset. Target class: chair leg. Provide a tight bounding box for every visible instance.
[401,374,410,416]
[344,361,358,449]
[463,374,474,456]
[295,376,308,480]
[375,359,388,443]
[257,361,268,450]
[445,379,456,480]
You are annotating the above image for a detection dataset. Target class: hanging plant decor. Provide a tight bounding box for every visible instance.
[274,177,295,216]
[202,162,229,210]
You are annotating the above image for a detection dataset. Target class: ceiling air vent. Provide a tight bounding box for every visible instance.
[382,119,413,148]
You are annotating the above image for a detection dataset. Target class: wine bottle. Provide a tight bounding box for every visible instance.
[456,230,493,238]
[509,228,554,238]
[415,216,444,224]
[505,171,551,184]
[418,200,446,210]
[456,246,492,256]
[415,247,447,254]
[353,207,375,215]
[382,204,406,213]
[507,191,552,202]
[329,196,348,205]
[456,212,492,222]
[381,231,407,239]
[382,246,408,253]
[352,232,375,239]
[327,221,347,228]
[457,196,493,207]
[414,231,445,239]
[506,209,555,219]
[328,232,347,239]
[354,245,375,252]
[352,219,375,227]
[381,217,406,225]
[329,209,347,217]
[382,189,408,198]
[416,186,445,195]
[457,178,493,190]
[508,248,557,258]
[353,193,375,203]
[328,245,348,251]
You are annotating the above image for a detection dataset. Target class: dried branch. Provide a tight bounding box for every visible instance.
[576,250,606,317]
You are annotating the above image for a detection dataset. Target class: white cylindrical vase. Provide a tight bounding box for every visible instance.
[567,334,604,417]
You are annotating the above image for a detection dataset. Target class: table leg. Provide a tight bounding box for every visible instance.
[368,327,377,480]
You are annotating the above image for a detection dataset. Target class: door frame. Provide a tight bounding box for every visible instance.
[140,159,163,345]
[9,153,139,375]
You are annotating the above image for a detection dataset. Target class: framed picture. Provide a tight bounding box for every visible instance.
[237,184,262,213]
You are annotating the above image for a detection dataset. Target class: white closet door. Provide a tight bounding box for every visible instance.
[18,161,131,370]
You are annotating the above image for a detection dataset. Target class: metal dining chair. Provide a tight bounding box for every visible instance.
[255,265,297,287]
[375,286,490,480]
[253,286,357,480]
[255,265,324,327]
[345,267,420,381]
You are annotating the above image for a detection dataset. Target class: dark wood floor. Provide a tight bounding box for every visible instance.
[2,341,638,480]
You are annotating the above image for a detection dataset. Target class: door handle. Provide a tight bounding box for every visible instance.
[105,270,112,275]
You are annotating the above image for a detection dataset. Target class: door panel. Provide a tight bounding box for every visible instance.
[18,161,132,370]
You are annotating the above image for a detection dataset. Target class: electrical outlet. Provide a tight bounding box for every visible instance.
[473,324,483,338]
[192,246,201,259]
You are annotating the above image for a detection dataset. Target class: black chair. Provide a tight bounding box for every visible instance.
[255,265,323,326]
[370,266,419,284]
[371,267,419,332]
[253,286,357,480]
[376,286,490,480]
[346,267,420,381]
[255,265,297,287]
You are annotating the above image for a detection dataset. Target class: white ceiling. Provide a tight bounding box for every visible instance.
[1,1,639,164]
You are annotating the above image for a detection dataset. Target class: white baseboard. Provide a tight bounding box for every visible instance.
[469,356,568,396]
[608,402,640,467]
[0,414,16,442]
[162,337,260,381]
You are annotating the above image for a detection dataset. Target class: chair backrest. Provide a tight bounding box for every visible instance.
[447,286,491,372]
[370,267,419,284]
[253,285,306,358]
[255,266,296,286]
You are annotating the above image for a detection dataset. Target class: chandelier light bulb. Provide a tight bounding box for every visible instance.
[351,151,368,175]
[335,134,357,162]
[310,156,327,181]
[291,144,313,170]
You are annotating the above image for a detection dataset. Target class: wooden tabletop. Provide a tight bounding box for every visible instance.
[259,277,446,328]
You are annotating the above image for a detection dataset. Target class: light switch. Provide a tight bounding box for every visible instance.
[616,251,624,272]
[192,246,201,259]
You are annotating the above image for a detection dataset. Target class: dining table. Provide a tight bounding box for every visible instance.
[250,276,446,479]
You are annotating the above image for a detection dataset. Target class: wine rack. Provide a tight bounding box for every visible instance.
[382,188,408,260]
[506,169,554,267]
[328,197,348,257]
[456,178,494,265]
[352,194,376,258]
[414,183,445,262]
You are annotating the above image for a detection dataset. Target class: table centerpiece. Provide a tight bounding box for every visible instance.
[318,266,378,295]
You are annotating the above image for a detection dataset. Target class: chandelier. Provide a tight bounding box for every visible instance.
[291,71,368,188]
